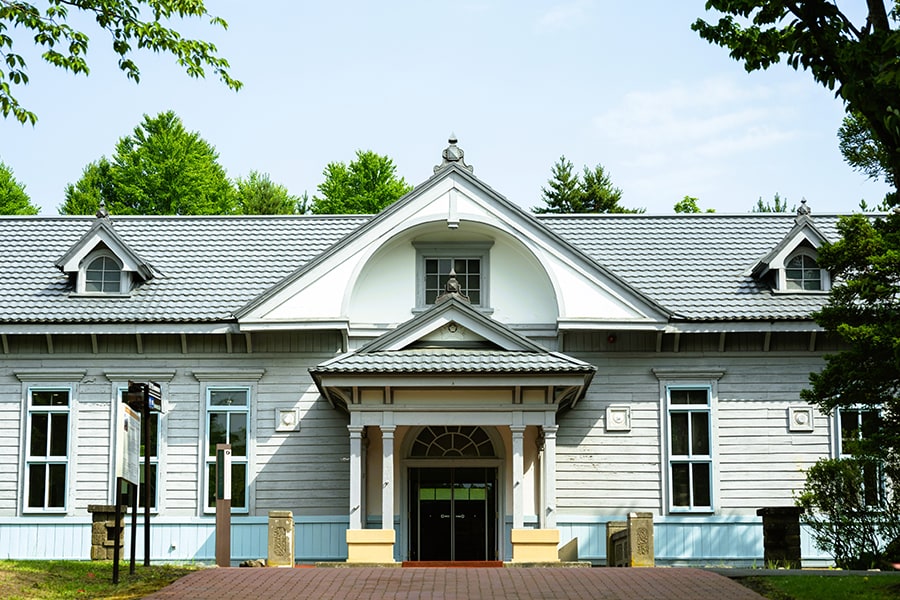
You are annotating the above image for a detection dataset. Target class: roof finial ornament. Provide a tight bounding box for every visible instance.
[434,134,474,173]
[796,198,811,218]
[435,268,471,304]
[95,200,109,219]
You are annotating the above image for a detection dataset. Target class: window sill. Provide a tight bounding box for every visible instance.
[772,289,829,295]
[668,508,714,515]
[68,292,133,298]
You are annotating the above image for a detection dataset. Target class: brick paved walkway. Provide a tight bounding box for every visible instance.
[142,567,766,600]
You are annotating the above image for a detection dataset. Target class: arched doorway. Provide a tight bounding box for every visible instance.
[406,426,500,561]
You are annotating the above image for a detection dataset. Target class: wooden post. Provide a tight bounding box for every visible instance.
[215,444,232,567]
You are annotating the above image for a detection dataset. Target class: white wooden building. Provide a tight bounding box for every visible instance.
[0,139,851,564]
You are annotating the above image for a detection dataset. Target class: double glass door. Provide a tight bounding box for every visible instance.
[409,467,496,561]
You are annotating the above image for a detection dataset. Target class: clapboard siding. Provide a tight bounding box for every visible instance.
[556,352,833,516]
[0,386,21,512]
[0,332,350,522]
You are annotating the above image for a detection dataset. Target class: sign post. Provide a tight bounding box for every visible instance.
[113,401,141,584]
[127,381,162,568]
[215,444,232,567]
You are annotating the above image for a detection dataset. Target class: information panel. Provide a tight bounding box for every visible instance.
[115,403,141,485]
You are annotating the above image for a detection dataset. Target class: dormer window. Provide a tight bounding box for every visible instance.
[55,215,154,297]
[785,253,822,291]
[749,212,831,294]
[85,255,123,293]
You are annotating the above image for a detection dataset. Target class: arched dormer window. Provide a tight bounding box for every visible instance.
[785,252,823,291]
[85,255,123,293]
[77,250,130,295]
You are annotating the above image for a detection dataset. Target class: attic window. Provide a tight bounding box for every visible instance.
[76,250,130,295]
[414,242,493,310]
[85,256,122,293]
[785,254,822,291]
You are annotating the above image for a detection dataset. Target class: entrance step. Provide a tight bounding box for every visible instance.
[402,561,503,568]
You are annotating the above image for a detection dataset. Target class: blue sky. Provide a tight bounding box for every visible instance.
[1,1,892,215]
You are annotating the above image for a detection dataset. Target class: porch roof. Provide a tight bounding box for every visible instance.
[311,348,597,374]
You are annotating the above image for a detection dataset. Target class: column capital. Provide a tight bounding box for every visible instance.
[541,424,559,437]
[348,425,365,437]
[510,425,527,436]
[380,425,397,436]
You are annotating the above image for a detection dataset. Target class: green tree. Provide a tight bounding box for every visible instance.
[693,1,900,203]
[534,157,642,214]
[581,164,642,213]
[0,160,38,214]
[61,159,115,215]
[752,193,793,212]
[0,1,241,125]
[534,156,582,213]
[674,196,715,213]
[839,111,894,187]
[60,111,235,215]
[797,456,900,569]
[235,171,305,215]
[310,150,412,214]
[800,213,900,456]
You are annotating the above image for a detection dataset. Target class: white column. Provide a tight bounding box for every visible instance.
[381,425,396,530]
[541,425,559,529]
[510,425,526,530]
[348,425,365,530]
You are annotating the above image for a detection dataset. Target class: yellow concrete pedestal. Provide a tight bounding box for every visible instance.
[510,528,560,563]
[346,529,396,563]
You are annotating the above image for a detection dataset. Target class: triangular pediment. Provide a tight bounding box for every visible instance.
[358,297,548,353]
[55,216,155,280]
[237,146,671,335]
[750,214,829,278]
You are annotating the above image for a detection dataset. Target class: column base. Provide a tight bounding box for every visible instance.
[346,529,396,564]
[510,528,560,563]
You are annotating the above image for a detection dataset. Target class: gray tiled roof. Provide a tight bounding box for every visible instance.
[312,349,596,374]
[0,215,367,323]
[538,213,844,321]
[0,211,850,325]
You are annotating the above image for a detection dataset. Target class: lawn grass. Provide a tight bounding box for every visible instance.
[0,560,202,599]
[739,574,900,600]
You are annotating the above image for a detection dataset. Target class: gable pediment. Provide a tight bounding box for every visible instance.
[750,214,829,278]
[237,144,671,336]
[55,216,154,280]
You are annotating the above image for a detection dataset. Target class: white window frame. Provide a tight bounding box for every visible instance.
[24,387,72,513]
[777,248,830,293]
[77,249,131,295]
[413,242,492,311]
[665,385,714,513]
[835,406,884,505]
[654,369,723,515]
[203,386,251,514]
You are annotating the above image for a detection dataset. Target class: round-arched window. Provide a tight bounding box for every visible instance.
[85,255,122,293]
[410,426,496,458]
[785,254,822,291]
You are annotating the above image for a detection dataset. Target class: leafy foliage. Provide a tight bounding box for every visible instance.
[0,0,241,125]
[693,1,900,204]
[674,195,715,213]
[533,156,643,214]
[310,150,412,214]
[796,456,900,569]
[235,171,306,215]
[752,192,794,213]
[60,111,235,215]
[0,160,38,214]
[801,213,900,454]
[840,110,894,187]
